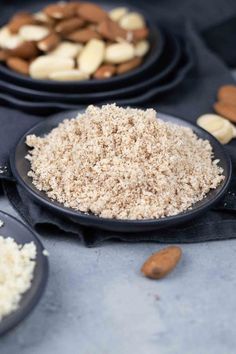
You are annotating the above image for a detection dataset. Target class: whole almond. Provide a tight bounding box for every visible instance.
[105,42,135,64]
[50,41,83,58]
[34,11,55,26]
[93,64,116,79]
[78,39,105,75]
[8,12,36,33]
[7,57,29,75]
[77,3,108,23]
[97,19,129,42]
[135,40,150,57]
[19,25,49,41]
[55,17,85,36]
[109,7,128,22]
[37,33,60,52]
[0,49,8,61]
[141,246,182,279]
[7,41,38,59]
[44,3,76,19]
[29,55,74,79]
[214,101,236,123]
[217,85,236,105]
[117,57,142,74]
[119,12,145,30]
[131,27,149,42]
[49,70,89,81]
[67,28,101,43]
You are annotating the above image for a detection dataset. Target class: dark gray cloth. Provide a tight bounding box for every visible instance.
[0,1,236,246]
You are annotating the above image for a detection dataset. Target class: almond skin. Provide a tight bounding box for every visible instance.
[55,17,85,36]
[7,57,29,75]
[37,33,60,52]
[131,27,149,42]
[0,49,8,61]
[97,19,128,41]
[43,3,76,19]
[117,57,142,74]
[93,64,116,79]
[214,101,236,123]
[7,41,39,59]
[217,85,236,105]
[77,3,108,23]
[141,246,182,279]
[8,12,36,33]
[67,28,101,43]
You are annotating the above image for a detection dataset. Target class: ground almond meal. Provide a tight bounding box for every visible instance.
[26,104,224,220]
[0,237,36,321]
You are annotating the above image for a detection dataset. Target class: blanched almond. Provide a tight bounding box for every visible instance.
[120,12,145,30]
[109,7,128,22]
[7,57,29,75]
[67,28,101,43]
[44,3,76,19]
[37,33,60,52]
[135,40,150,57]
[97,19,128,42]
[7,41,39,59]
[8,12,36,33]
[49,70,89,81]
[55,17,85,35]
[19,25,49,41]
[117,57,142,74]
[77,3,108,23]
[78,39,105,75]
[29,55,74,79]
[50,41,83,58]
[0,27,23,49]
[34,11,54,25]
[105,42,135,64]
[93,64,116,79]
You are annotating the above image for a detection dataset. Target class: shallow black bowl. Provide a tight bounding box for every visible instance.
[0,5,163,93]
[0,29,179,102]
[10,111,232,232]
[0,211,49,335]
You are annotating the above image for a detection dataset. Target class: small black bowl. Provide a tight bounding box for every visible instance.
[10,111,232,233]
[0,5,163,93]
[0,211,49,335]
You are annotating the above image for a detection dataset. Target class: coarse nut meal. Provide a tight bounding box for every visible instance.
[0,2,150,80]
[26,104,224,220]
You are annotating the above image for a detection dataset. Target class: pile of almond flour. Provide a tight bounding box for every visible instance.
[26,104,224,220]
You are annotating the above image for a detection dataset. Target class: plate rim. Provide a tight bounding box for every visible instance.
[10,111,232,229]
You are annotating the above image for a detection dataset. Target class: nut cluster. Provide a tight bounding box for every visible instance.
[0,2,150,81]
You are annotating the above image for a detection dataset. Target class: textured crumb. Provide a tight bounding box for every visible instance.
[0,220,4,228]
[43,249,49,256]
[0,237,36,321]
[25,104,224,220]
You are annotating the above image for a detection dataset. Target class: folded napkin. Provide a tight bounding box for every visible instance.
[0,1,236,246]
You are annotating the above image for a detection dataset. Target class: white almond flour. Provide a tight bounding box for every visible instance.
[0,237,36,321]
[26,104,224,220]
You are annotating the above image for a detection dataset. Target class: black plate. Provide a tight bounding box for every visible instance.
[10,111,232,232]
[0,211,49,335]
[0,29,179,102]
[0,6,163,92]
[0,56,192,115]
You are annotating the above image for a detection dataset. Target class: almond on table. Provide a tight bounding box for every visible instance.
[0,1,151,81]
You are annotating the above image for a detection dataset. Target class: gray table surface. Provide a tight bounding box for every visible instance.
[0,195,236,354]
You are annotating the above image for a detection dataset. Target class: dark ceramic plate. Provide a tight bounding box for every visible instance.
[0,29,179,102]
[10,111,231,232]
[0,58,191,115]
[0,211,49,335]
[0,6,163,92]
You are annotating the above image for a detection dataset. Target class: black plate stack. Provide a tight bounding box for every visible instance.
[0,1,194,114]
